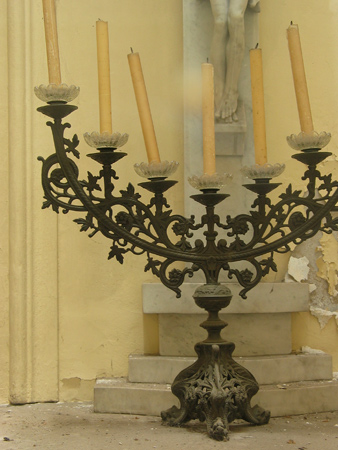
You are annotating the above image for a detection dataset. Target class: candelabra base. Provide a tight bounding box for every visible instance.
[160,284,270,440]
[161,340,270,440]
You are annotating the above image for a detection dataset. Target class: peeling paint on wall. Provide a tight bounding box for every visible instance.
[61,378,96,402]
[310,307,338,329]
[285,231,338,330]
[285,256,310,283]
[316,233,338,297]
[301,345,326,354]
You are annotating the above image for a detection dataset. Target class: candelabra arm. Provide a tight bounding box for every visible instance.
[38,152,88,214]
[219,175,338,262]
[38,104,338,301]
[235,186,338,261]
[37,108,196,260]
[38,106,232,295]
[38,108,89,214]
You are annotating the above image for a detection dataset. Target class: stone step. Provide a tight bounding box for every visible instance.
[128,353,333,385]
[94,377,338,418]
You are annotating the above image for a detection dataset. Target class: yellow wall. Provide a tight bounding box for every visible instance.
[292,313,338,364]
[0,0,9,404]
[1,0,338,405]
[53,0,184,401]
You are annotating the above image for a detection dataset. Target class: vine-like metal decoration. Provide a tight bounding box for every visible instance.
[37,101,338,440]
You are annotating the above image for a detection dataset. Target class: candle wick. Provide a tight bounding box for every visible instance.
[207,57,209,63]
[130,47,134,53]
[290,20,293,25]
[255,43,259,49]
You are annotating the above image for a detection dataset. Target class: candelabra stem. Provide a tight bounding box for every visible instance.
[161,284,270,441]
[102,163,114,198]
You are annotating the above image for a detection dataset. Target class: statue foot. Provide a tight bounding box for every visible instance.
[215,91,239,123]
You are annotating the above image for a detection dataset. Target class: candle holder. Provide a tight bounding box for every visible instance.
[241,162,285,180]
[134,160,179,179]
[286,130,331,151]
[36,93,338,441]
[34,83,80,103]
[188,172,233,191]
[83,131,129,149]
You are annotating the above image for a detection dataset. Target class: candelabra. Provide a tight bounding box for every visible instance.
[35,84,338,441]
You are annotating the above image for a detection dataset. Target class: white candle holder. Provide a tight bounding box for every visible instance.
[84,131,129,149]
[188,173,233,191]
[134,160,179,179]
[241,163,285,180]
[34,83,80,103]
[286,131,331,151]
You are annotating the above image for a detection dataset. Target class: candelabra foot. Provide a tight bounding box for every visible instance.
[161,341,270,441]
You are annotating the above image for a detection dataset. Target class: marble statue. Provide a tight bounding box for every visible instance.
[210,0,260,123]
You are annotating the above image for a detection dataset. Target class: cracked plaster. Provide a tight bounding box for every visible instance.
[286,160,338,330]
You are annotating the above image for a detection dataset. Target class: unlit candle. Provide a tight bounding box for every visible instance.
[201,63,216,175]
[96,20,113,134]
[42,0,61,84]
[128,51,160,163]
[287,23,314,133]
[250,47,267,166]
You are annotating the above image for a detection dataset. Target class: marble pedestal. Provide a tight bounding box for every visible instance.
[94,281,338,417]
[143,282,308,358]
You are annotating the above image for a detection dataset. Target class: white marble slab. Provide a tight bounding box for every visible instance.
[143,282,309,314]
[128,353,333,385]
[94,378,338,418]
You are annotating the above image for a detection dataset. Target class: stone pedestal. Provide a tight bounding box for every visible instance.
[143,282,308,357]
[94,281,338,418]
[158,313,291,356]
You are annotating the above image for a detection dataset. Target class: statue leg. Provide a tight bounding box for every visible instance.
[210,0,229,120]
[219,0,248,123]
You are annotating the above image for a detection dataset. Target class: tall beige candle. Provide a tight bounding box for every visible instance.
[201,63,216,175]
[42,0,61,84]
[96,20,112,134]
[287,23,314,133]
[128,51,160,163]
[250,47,267,166]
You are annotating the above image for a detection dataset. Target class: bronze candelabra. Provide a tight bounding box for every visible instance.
[36,87,337,440]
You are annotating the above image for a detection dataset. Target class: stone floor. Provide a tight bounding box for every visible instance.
[0,402,338,449]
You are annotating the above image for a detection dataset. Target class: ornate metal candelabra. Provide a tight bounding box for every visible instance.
[35,84,338,441]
